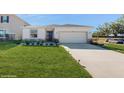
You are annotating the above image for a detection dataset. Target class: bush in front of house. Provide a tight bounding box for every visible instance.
[21,39,42,46]
[52,38,59,43]
[21,39,59,46]
[21,39,30,45]
[8,40,22,44]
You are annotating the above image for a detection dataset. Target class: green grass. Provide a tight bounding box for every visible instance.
[0,41,17,52]
[104,43,124,53]
[0,42,91,78]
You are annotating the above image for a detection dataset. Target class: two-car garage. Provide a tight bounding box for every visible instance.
[59,31,87,43]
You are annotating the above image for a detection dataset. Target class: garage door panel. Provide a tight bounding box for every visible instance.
[59,32,87,43]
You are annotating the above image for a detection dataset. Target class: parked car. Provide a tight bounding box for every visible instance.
[107,38,124,44]
[108,39,118,43]
[117,39,124,44]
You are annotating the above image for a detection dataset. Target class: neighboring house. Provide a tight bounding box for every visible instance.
[23,24,93,43]
[0,14,29,40]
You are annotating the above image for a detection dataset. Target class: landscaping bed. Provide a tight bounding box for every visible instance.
[0,41,91,78]
[21,39,59,46]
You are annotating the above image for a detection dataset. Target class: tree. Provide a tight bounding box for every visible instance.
[110,22,124,37]
[117,15,124,25]
[96,23,112,37]
[117,24,124,34]
[93,15,124,38]
[116,15,124,34]
[92,31,102,37]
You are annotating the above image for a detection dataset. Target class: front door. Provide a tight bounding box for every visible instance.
[46,31,54,41]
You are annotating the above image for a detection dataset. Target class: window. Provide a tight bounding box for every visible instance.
[30,30,37,38]
[0,29,6,37]
[1,16,9,23]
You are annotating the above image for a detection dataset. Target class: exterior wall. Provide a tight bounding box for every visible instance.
[37,28,46,39]
[87,32,92,41]
[22,28,46,40]
[0,14,29,40]
[22,29,30,39]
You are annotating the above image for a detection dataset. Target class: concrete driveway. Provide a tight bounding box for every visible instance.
[62,44,124,78]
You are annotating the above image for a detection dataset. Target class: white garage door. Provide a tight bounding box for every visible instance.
[59,31,87,43]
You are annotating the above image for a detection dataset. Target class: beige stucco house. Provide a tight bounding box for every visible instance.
[23,24,93,43]
[0,14,29,40]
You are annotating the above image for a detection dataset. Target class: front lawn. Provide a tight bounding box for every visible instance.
[0,41,17,52]
[104,43,124,53]
[0,42,91,78]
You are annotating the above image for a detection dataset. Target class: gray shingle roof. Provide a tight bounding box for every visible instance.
[24,24,93,29]
[47,24,93,28]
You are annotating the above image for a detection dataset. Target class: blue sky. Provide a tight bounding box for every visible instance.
[17,14,121,32]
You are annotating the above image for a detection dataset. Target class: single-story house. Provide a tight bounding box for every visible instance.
[22,24,93,43]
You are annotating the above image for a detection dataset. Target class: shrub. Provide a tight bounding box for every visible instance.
[52,38,59,43]
[12,40,22,44]
[22,39,45,46]
[21,39,59,46]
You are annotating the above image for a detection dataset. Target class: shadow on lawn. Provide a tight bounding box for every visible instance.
[0,41,17,51]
